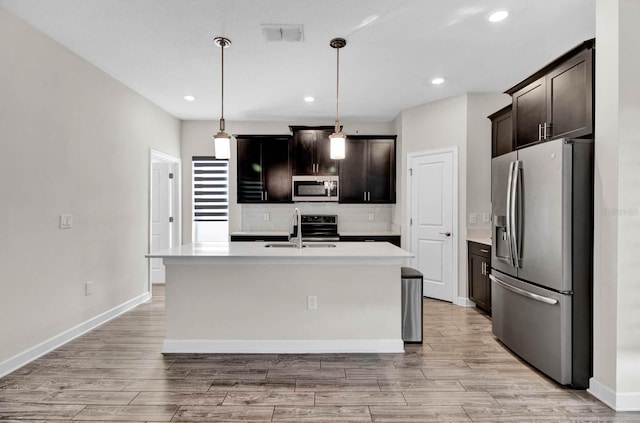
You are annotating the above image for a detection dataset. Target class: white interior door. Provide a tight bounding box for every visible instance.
[408,149,455,302]
[151,162,171,284]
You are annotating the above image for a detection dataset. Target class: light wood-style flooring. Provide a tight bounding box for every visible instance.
[1,285,639,422]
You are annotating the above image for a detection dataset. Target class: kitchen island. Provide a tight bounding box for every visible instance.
[148,241,413,354]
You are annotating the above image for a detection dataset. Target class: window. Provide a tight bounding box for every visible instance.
[192,156,229,241]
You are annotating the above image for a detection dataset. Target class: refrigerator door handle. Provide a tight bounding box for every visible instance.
[505,161,515,266]
[489,274,558,305]
[511,160,521,268]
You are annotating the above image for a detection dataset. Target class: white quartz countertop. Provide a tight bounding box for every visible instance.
[148,241,413,265]
[339,231,401,236]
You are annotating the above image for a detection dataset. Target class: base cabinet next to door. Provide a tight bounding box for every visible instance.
[468,241,491,315]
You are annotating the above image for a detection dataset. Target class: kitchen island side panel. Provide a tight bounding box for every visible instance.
[164,264,402,352]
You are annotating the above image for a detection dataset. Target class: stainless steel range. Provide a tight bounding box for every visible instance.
[301,215,339,242]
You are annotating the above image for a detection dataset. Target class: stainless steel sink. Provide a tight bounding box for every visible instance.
[264,243,298,248]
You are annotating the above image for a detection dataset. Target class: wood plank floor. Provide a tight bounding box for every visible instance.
[2,285,639,422]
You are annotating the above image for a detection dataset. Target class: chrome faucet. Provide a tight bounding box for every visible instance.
[290,207,303,249]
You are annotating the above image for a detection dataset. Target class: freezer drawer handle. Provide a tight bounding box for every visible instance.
[489,274,559,305]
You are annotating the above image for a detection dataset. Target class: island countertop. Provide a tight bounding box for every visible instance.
[148,241,413,265]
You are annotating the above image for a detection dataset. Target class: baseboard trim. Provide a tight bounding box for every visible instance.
[0,292,150,378]
[589,377,640,411]
[163,339,405,354]
[456,297,476,307]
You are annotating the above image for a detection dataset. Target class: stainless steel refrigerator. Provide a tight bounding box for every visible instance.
[490,137,593,388]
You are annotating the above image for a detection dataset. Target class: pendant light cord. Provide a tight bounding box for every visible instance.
[220,39,225,132]
[335,46,340,133]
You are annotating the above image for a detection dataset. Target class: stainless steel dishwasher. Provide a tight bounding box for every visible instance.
[401,267,423,343]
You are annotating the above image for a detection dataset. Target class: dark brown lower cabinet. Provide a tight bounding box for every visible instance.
[468,241,491,315]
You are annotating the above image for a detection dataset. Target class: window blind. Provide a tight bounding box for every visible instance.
[192,156,229,222]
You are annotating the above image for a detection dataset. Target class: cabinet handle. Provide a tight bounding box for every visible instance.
[364,192,367,201]
[543,122,551,140]
[480,249,489,253]
[264,191,268,201]
[538,123,543,141]
[261,192,264,201]
[368,192,371,201]
[481,262,485,276]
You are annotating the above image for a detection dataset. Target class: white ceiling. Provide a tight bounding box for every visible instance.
[0,0,595,122]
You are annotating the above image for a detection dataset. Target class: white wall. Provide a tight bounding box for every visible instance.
[393,93,507,301]
[0,10,181,366]
[591,0,640,410]
[466,93,511,231]
[180,120,394,242]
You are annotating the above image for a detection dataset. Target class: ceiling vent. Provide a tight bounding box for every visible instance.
[261,24,304,42]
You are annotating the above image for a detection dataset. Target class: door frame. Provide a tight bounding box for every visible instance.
[405,146,459,304]
[148,149,182,294]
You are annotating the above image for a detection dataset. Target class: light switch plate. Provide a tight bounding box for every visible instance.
[368,213,374,221]
[482,212,491,223]
[60,214,73,229]
[85,281,93,296]
[263,213,270,222]
[469,213,477,224]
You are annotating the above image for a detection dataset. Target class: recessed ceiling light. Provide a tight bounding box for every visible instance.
[488,10,509,22]
[304,96,315,102]
[184,95,195,101]
[431,77,445,85]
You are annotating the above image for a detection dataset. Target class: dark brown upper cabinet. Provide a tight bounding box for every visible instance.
[339,136,396,204]
[507,39,594,149]
[236,135,292,203]
[290,126,338,175]
[488,105,513,157]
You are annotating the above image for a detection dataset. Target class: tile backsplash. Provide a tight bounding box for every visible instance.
[241,203,394,232]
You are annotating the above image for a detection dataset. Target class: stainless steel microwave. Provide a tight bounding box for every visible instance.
[292,175,339,202]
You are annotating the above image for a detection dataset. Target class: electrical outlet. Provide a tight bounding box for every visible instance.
[85,281,94,296]
[60,214,73,229]
[469,213,477,224]
[307,295,318,310]
[482,212,491,223]
[368,212,374,221]
[263,213,270,222]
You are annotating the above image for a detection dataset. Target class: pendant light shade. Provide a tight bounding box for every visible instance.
[329,133,345,160]
[213,36,231,159]
[330,37,347,160]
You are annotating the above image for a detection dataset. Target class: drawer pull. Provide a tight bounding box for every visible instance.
[480,249,489,253]
[489,275,558,305]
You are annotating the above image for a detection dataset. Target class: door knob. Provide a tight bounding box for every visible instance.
[439,231,452,237]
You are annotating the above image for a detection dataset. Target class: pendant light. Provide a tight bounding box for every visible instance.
[329,37,347,160]
[213,36,231,159]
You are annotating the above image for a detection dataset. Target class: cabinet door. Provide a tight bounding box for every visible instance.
[512,77,546,148]
[367,139,395,203]
[293,131,316,174]
[547,50,593,140]
[491,107,513,157]
[339,139,367,202]
[316,131,339,175]
[469,253,488,310]
[262,138,291,203]
[236,138,263,203]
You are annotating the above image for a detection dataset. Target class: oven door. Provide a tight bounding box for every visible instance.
[292,176,339,202]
